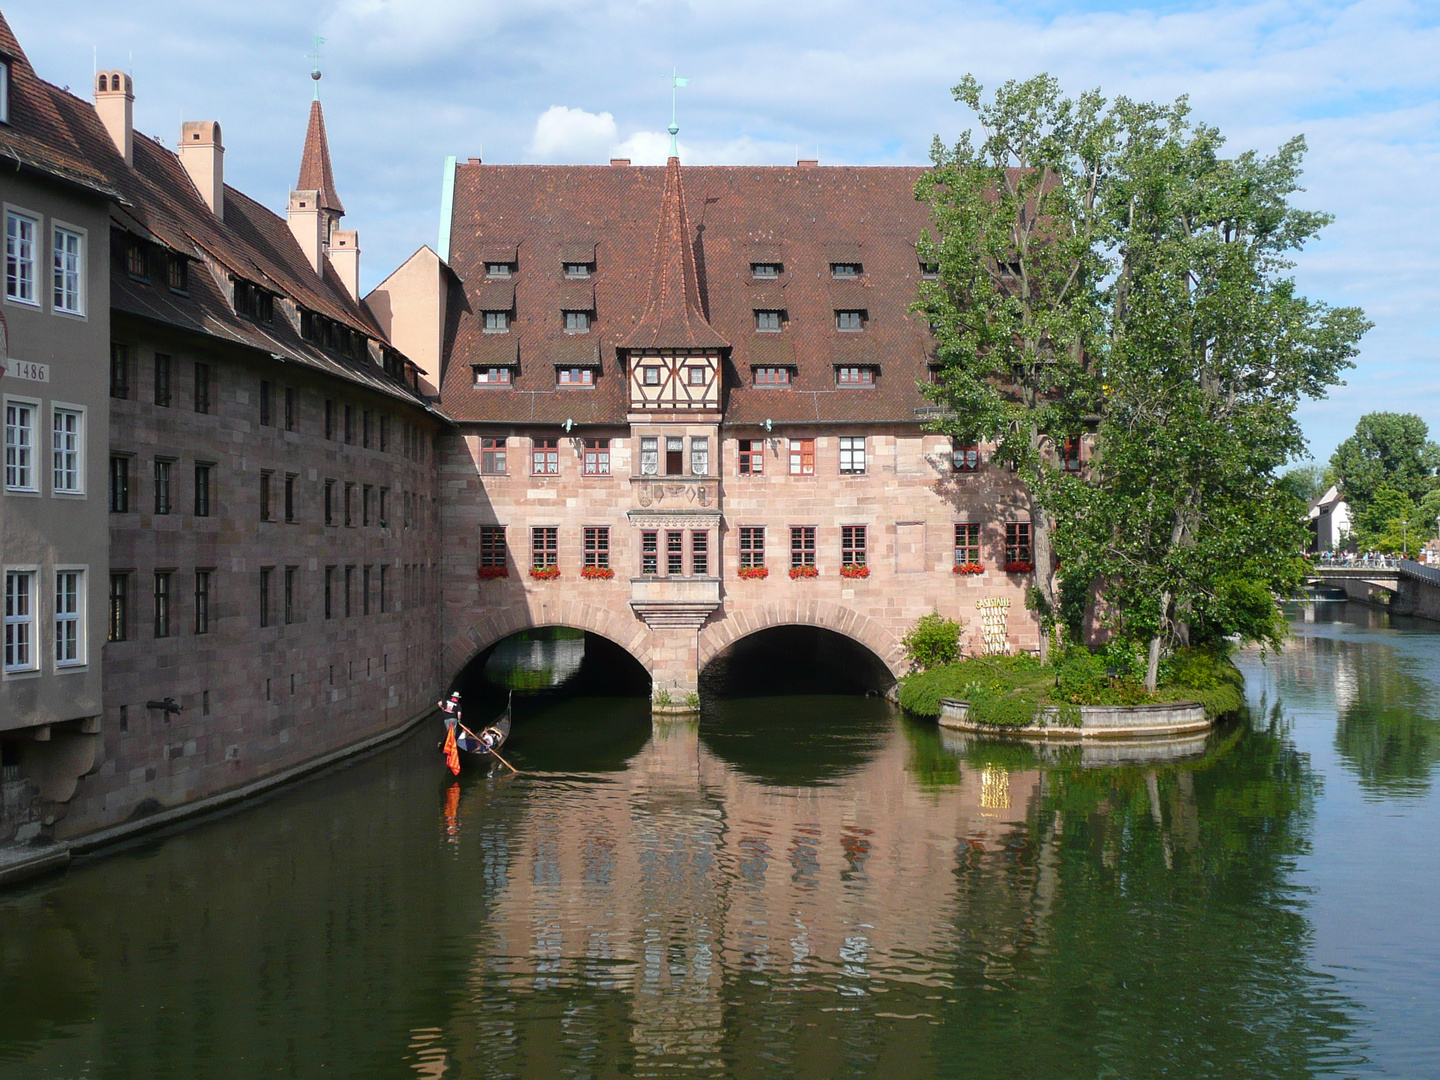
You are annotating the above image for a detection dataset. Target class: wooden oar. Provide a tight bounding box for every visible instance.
[457,721,519,774]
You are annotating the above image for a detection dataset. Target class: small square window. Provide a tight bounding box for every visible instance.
[920,262,939,280]
[641,366,661,386]
[755,310,783,332]
[836,310,866,332]
[474,366,512,386]
[953,442,980,472]
[483,311,510,333]
[686,366,707,386]
[564,310,591,333]
[750,262,781,279]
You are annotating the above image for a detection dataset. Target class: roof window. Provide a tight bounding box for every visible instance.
[754,310,785,333]
[563,311,591,333]
[473,366,512,386]
[563,262,593,279]
[753,366,792,387]
[835,309,866,332]
[751,262,781,279]
[557,367,595,387]
[836,365,876,387]
[167,255,189,294]
[483,311,510,333]
[485,262,513,278]
[920,262,939,280]
[236,280,274,324]
[830,262,862,278]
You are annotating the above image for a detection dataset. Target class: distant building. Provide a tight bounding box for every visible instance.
[1309,485,1352,551]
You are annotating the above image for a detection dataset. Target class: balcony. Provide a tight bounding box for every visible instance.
[629,575,721,631]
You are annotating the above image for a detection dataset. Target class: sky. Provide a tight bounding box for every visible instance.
[9,0,1438,464]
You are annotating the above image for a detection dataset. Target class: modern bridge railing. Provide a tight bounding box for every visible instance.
[1315,557,1440,586]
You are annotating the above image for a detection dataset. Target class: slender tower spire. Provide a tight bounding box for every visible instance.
[297,40,344,219]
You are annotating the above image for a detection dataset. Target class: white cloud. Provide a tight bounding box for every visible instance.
[527,105,618,162]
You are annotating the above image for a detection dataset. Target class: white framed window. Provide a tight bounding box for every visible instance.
[5,397,38,492]
[839,436,867,474]
[54,568,85,668]
[52,405,85,494]
[52,224,85,315]
[640,436,659,476]
[5,209,39,306]
[4,569,37,673]
[690,437,709,476]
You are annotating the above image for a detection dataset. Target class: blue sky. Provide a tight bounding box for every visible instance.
[10,0,1438,463]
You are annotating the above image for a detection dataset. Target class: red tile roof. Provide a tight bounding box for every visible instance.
[39,73,426,407]
[440,161,938,427]
[296,99,345,216]
[0,11,115,198]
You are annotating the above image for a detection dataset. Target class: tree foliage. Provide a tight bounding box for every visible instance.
[901,611,964,671]
[919,77,1369,689]
[1328,412,1440,514]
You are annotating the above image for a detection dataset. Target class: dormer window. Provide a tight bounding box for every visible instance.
[237,280,274,324]
[921,262,940,280]
[751,262,781,279]
[835,309,866,332]
[0,60,10,125]
[124,239,148,281]
[753,366,791,387]
[557,367,595,387]
[754,310,784,333]
[563,310,591,333]
[485,262,513,278]
[563,262,592,278]
[836,365,876,387]
[483,311,510,333]
[167,255,189,294]
[473,366,512,386]
[831,262,862,278]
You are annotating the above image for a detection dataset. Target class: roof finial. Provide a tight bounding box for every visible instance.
[310,36,325,101]
[669,68,688,159]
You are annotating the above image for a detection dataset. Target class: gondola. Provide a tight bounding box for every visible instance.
[440,691,517,774]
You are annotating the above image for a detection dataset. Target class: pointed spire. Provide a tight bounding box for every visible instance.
[621,158,727,351]
[297,98,345,216]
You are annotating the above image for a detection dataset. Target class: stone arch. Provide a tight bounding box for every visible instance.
[444,598,653,687]
[698,600,908,681]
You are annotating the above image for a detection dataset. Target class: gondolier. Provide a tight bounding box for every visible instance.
[437,690,517,773]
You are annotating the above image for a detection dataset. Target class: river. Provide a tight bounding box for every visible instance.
[1,603,1437,1078]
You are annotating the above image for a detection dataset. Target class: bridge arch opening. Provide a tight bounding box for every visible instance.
[700,624,897,699]
[448,627,653,771]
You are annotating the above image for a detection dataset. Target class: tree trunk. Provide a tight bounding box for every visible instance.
[1028,425,1057,665]
[1145,589,1172,692]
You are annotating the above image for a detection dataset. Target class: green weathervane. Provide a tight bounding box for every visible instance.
[311,36,325,100]
[669,68,688,158]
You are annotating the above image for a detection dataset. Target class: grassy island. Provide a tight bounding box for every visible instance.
[897,646,1245,729]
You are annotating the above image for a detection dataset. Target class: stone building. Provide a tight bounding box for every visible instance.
[1,6,447,844]
[370,152,1044,698]
[0,15,113,843]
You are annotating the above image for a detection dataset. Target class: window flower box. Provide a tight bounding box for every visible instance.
[840,563,870,579]
[952,562,985,575]
[737,565,769,580]
[529,565,561,580]
[789,565,819,579]
[477,566,509,580]
[1004,561,1035,574]
[580,565,615,580]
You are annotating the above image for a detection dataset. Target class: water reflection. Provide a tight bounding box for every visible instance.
[1,671,1382,1077]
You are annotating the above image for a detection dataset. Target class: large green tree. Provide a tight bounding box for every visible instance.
[1055,98,1367,687]
[920,77,1368,688]
[1328,412,1439,513]
[915,75,1113,660]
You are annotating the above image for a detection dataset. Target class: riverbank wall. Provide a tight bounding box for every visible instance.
[937,698,1211,739]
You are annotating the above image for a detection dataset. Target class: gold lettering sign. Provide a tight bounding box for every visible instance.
[975,597,1011,655]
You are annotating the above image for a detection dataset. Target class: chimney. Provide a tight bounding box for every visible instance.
[178,121,225,220]
[94,71,134,166]
[609,158,631,167]
[797,158,818,169]
[287,190,324,274]
[329,229,360,300]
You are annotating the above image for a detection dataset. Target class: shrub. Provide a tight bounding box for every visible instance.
[1157,645,1246,718]
[902,612,964,671]
[653,687,673,707]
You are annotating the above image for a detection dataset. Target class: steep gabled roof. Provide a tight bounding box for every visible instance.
[0,11,115,198]
[620,156,727,352]
[296,99,344,215]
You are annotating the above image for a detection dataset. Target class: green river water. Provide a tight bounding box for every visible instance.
[1,601,1437,1078]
